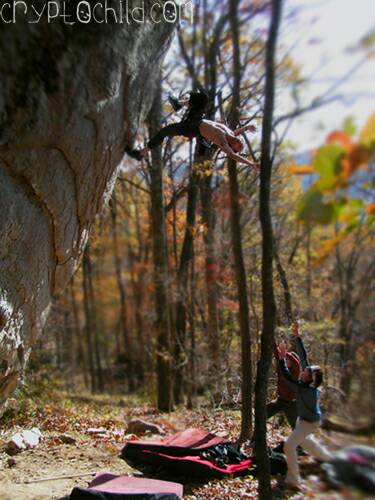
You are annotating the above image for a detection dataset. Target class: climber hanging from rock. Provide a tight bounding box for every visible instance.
[125,90,259,170]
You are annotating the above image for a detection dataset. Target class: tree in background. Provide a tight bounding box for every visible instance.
[228,0,253,441]
[254,0,283,497]
[148,80,173,412]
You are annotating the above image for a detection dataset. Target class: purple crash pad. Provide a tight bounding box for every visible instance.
[70,472,183,499]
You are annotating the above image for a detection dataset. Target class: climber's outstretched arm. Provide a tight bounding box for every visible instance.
[220,140,259,170]
[234,124,257,136]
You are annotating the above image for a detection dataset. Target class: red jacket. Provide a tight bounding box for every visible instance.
[273,345,301,401]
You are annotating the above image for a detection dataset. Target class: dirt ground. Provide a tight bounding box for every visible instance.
[1,428,373,500]
[0,431,132,500]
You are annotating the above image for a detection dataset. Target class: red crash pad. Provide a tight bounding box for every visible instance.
[121,428,253,479]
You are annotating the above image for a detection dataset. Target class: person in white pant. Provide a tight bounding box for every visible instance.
[276,322,332,491]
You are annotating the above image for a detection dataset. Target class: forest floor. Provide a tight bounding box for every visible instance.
[0,382,373,500]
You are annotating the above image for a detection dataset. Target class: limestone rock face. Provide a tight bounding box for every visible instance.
[0,1,175,407]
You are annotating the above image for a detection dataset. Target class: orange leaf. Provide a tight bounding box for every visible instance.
[326,130,353,151]
[365,203,375,215]
[342,145,370,178]
[313,233,345,265]
[288,164,315,175]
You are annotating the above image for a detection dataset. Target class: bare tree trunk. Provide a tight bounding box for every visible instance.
[82,245,97,393]
[254,1,283,498]
[186,252,197,409]
[114,316,121,361]
[70,278,89,389]
[199,0,228,404]
[335,244,356,395]
[200,172,222,403]
[110,194,135,392]
[127,241,150,384]
[128,242,146,386]
[306,221,312,316]
[126,185,148,386]
[274,243,294,324]
[174,170,199,404]
[63,305,74,391]
[148,80,173,412]
[88,249,104,392]
[228,0,253,441]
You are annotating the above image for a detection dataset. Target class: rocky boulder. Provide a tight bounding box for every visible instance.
[0,0,175,408]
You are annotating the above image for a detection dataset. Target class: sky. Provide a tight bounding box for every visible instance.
[279,0,375,150]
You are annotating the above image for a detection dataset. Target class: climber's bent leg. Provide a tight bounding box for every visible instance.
[147,122,195,149]
[125,121,198,161]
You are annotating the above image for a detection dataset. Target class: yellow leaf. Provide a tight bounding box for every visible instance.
[288,164,315,175]
[360,112,375,147]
